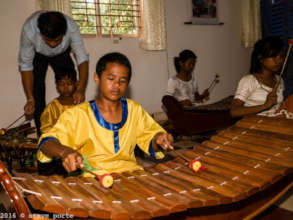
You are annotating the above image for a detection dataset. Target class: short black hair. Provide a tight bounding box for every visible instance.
[37,11,67,39]
[250,36,284,74]
[96,52,132,81]
[55,69,77,83]
[174,50,197,73]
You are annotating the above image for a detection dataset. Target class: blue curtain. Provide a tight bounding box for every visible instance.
[260,0,293,98]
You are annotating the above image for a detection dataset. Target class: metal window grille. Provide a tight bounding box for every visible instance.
[70,0,141,37]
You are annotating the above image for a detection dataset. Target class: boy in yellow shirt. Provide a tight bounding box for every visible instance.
[40,69,77,134]
[37,52,174,176]
[38,69,77,175]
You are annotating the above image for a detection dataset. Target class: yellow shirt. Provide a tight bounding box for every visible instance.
[40,98,74,134]
[37,98,165,176]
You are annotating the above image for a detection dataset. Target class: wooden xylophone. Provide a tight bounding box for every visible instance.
[0,115,293,219]
[162,95,235,135]
[0,123,37,171]
[184,95,234,112]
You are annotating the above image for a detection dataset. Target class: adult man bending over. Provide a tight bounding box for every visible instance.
[19,11,89,135]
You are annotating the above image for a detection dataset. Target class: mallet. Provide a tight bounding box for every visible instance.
[80,167,113,188]
[275,39,293,89]
[0,114,25,135]
[202,73,220,103]
[208,73,220,93]
[172,149,204,172]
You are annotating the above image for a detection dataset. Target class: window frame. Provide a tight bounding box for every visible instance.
[70,0,142,38]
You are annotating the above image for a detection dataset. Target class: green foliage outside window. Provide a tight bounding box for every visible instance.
[70,0,140,36]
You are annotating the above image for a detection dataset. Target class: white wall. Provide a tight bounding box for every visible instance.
[0,0,250,127]
[166,0,250,100]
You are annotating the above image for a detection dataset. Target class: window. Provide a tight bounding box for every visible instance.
[70,0,141,37]
[260,0,293,38]
[261,0,293,98]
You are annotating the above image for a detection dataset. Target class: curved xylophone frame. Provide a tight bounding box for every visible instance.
[0,115,293,219]
[0,161,31,220]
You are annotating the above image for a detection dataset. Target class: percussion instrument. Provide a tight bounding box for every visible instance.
[0,122,37,171]
[185,95,234,112]
[0,115,293,219]
[162,95,235,135]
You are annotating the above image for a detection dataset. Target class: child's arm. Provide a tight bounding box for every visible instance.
[230,91,277,118]
[152,132,174,151]
[180,99,193,106]
[21,71,35,115]
[194,89,210,102]
[230,75,277,118]
[40,140,84,172]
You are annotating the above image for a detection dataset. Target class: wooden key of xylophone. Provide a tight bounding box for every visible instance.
[218,128,293,153]
[78,177,130,220]
[144,166,218,207]
[196,143,283,183]
[210,135,293,166]
[238,115,293,136]
[165,160,250,201]
[118,172,187,213]
[130,170,199,209]
[185,147,272,189]
[110,175,170,218]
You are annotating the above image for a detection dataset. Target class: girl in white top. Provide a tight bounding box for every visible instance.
[166,50,209,107]
[231,36,285,118]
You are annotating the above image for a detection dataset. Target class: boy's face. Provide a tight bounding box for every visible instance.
[94,62,129,102]
[56,76,76,97]
[41,35,64,48]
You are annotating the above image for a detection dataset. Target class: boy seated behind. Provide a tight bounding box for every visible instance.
[38,69,77,175]
[37,52,174,176]
[40,69,77,134]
